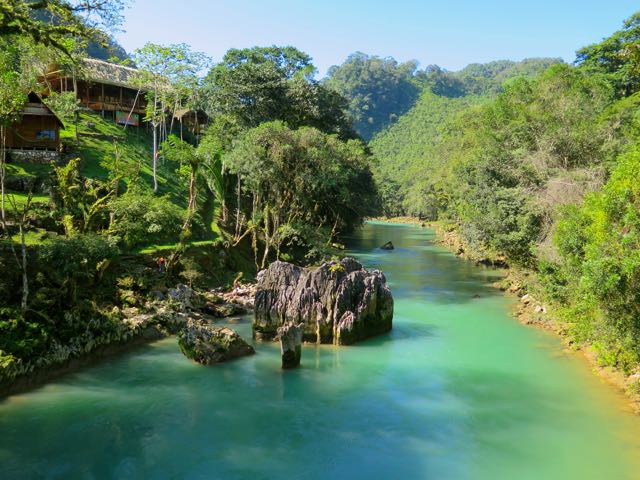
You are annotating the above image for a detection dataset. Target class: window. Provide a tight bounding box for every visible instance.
[36,130,56,140]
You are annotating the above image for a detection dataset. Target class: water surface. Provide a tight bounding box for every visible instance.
[1,222,639,479]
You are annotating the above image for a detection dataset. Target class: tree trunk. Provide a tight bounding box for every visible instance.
[234,175,242,240]
[19,220,28,311]
[72,68,79,145]
[152,123,158,192]
[152,91,159,192]
[1,124,6,226]
[182,165,197,231]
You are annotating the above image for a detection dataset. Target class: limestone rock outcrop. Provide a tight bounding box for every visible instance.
[178,320,255,364]
[254,257,393,345]
[277,322,304,368]
[168,284,203,311]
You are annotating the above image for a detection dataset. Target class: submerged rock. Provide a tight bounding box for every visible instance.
[277,322,304,368]
[178,320,254,365]
[254,257,393,345]
[380,241,394,250]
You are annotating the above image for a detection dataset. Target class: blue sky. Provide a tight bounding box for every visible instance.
[117,0,639,77]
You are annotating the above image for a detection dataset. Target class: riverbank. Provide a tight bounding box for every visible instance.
[0,283,257,400]
[380,218,640,412]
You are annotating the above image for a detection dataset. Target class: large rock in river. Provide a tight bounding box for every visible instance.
[178,320,255,364]
[254,257,393,345]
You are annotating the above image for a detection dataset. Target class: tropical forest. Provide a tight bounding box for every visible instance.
[1,1,640,479]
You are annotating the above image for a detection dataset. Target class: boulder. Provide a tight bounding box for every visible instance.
[178,320,255,364]
[254,257,393,345]
[380,241,394,250]
[277,322,304,369]
[168,284,203,311]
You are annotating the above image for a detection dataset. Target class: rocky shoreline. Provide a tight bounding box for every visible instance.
[418,219,640,413]
[0,283,257,400]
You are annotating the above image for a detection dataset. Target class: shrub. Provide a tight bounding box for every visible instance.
[109,189,184,247]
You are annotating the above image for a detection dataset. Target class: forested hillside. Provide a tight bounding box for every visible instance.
[371,12,640,373]
[323,53,423,141]
[369,58,559,215]
[324,53,560,141]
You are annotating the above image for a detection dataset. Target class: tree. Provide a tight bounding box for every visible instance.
[225,121,378,266]
[554,146,640,370]
[161,135,202,233]
[132,43,210,192]
[108,188,183,248]
[0,38,31,228]
[324,52,422,140]
[0,0,128,55]
[7,191,32,311]
[203,46,355,139]
[576,11,640,96]
[53,158,117,235]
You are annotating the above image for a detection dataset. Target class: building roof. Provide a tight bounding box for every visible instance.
[81,58,144,90]
[24,92,64,128]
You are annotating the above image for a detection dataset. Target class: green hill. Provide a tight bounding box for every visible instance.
[4,111,217,250]
[370,58,562,216]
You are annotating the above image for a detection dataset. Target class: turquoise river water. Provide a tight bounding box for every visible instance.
[1,222,640,479]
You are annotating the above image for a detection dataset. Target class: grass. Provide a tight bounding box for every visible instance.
[0,229,56,246]
[135,239,219,255]
[4,191,49,210]
[61,111,188,209]
[2,111,223,250]
[5,162,53,180]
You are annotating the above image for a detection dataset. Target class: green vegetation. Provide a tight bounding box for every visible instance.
[0,21,377,383]
[324,53,422,140]
[2,0,637,396]
[369,58,563,217]
[226,121,378,266]
[369,11,640,372]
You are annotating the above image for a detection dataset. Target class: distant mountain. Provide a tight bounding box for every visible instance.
[369,57,563,215]
[325,53,561,141]
[424,58,563,98]
[86,35,129,62]
[323,53,423,141]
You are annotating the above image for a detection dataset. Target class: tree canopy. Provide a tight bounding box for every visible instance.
[324,52,422,140]
[202,45,355,139]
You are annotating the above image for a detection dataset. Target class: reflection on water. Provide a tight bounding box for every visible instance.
[1,222,639,480]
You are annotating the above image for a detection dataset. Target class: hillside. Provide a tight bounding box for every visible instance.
[370,92,484,215]
[370,58,562,216]
[4,111,214,249]
[324,55,561,141]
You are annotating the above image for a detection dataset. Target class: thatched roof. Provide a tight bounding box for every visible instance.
[24,92,64,128]
[81,58,144,90]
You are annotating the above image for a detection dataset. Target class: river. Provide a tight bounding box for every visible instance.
[1,221,639,479]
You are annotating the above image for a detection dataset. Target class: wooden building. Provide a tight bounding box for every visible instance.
[46,58,148,126]
[173,108,209,138]
[44,58,208,133]
[7,93,64,151]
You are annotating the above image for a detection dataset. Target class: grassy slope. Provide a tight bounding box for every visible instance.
[6,111,187,207]
[4,111,221,251]
[62,111,187,208]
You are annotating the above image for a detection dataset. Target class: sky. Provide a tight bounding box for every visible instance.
[117,0,639,77]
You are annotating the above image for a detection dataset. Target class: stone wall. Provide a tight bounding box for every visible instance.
[8,149,61,165]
